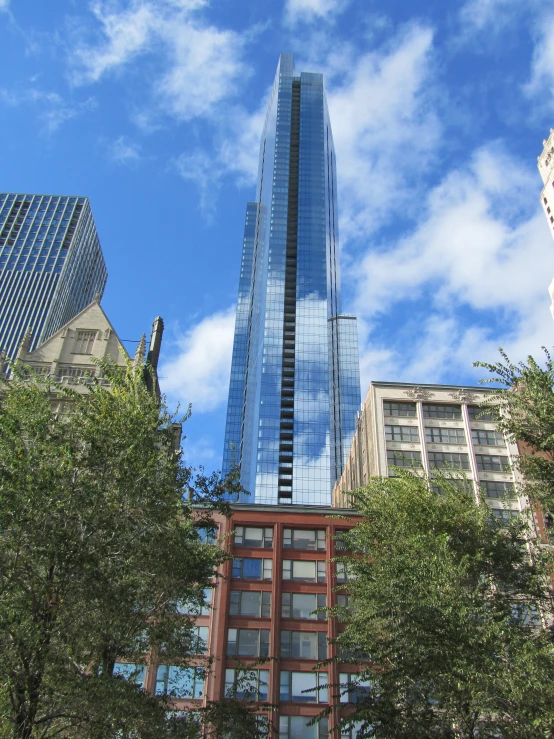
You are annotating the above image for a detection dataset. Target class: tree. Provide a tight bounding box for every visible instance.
[333,472,554,738]
[0,360,240,739]
[475,348,554,515]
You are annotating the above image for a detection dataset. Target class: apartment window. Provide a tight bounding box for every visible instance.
[235,526,273,548]
[385,425,419,442]
[281,631,327,659]
[476,454,510,472]
[281,592,326,620]
[283,560,326,583]
[113,662,145,688]
[336,562,350,584]
[430,478,473,495]
[428,452,470,470]
[471,429,505,447]
[191,625,209,654]
[283,528,326,550]
[481,481,516,499]
[232,558,272,581]
[341,721,366,739]
[387,450,422,469]
[279,716,329,739]
[335,529,350,551]
[229,590,271,618]
[489,508,520,524]
[176,587,212,616]
[467,405,497,421]
[280,671,328,703]
[224,668,269,701]
[425,427,466,444]
[155,665,205,698]
[73,330,96,355]
[383,401,416,418]
[227,628,270,657]
[196,525,217,544]
[423,404,461,419]
[339,673,373,704]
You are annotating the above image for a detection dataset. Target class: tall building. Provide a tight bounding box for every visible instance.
[333,381,526,526]
[537,130,554,319]
[222,54,361,506]
[0,193,107,363]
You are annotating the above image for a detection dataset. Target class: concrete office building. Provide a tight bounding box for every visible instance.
[0,193,107,365]
[333,382,526,524]
[537,130,554,319]
[222,54,360,506]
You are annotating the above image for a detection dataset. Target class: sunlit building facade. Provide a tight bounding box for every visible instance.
[537,130,554,319]
[223,54,360,506]
[0,193,107,363]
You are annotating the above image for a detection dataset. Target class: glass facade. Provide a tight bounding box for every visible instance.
[222,54,360,505]
[0,193,107,364]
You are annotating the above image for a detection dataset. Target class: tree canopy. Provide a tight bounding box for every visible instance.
[0,360,242,739]
[334,472,554,738]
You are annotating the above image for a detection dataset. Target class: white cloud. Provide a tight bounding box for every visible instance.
[0,0,10,11]
[0,88,96,133]
[351,143,554,390]
[284,0,349,25]
[174,149,222,221]
[69,0,249,121]
[527,15,554,105]
[160,307,236,413]
[109,135,141,164]
[457,0,524,37]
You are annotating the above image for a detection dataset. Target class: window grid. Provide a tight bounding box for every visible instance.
[423,404,462,419]
[282,559,326,583]
[234,526,274,548]
[281,592,327,619]
[385,425,419,442]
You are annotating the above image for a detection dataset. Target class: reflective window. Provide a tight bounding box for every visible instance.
[428,452,470,470]
[385,425,419,442]
[113,662,145,688]
[227,628,270,657]
[476,455,510,472]
[423,404,461,419]
[225,668,269,700]
[467,405,497,421]
[155,665,205,698]
[283,528,326,550]
[282,560,326,583]
[339,673,373,703]
[383,401,416,417]
[425,427,466,444]
[489,508,520,524]
[280,671,328,703]
[281,630,327,659]
[387,450,422,469]
[191,625,209,654]
[175,587,212,616]
[229,590,271,617]
[232,558,272,580]
[471,429,505,447]
[281,592,326,620]
[481,481,516,499]
[235,526,273,548]
[279,716,329,739]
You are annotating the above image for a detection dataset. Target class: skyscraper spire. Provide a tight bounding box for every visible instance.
[222,54,361,506]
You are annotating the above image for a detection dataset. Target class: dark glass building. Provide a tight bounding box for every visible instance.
[223,54,360,506]
[0,193,107,362]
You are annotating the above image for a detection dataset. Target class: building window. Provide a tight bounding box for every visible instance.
[281,592,326,619]
[280,671,328,703]
[73,330,97,355]
[423,404,462,419]
[224,668,269,701]
[481,481,516,499]
[428,452,470,470]
[430,478,473,495]
[339,673,373,703]
[282,559,326,583]
[336,562,350,583]
[229,590,271,617]
[191,625,209,654]
[176,587,212,616]
[279,716,328,739]
[196,525,218,544]
[235,526,273,548]
[232,558,272,580]
[489,508,520,524]
[387,450,422,469]
[155,666,205,698]
[476,454,510,472]
[471,429,505,447]
[113,662,145,688]
[341,721,366,739]
[425,427,466,444]
[467,405,497,421]
[283,528,326,550]
[281,630,327,659]
[383,401,416,417]
[385,425,419,442]
[227,628,270,657]
[335,529,350,551]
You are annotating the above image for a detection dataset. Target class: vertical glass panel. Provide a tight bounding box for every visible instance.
[241,591,262,616]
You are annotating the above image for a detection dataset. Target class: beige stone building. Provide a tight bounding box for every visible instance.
[333,381,526,524]
[537,129,554,319]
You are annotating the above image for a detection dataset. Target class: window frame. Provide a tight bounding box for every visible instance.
[279,670,329,703]
[282,559,326,583]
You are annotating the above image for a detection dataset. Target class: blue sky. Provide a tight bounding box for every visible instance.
[1,0,553,473]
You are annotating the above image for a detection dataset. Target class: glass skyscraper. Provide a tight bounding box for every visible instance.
[223,54,361,506]
[0,193,107,362]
